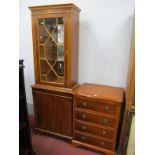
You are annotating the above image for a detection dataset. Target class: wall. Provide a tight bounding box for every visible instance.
[19,0,135,114]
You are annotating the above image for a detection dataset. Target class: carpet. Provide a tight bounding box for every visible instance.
[29,115,102,155]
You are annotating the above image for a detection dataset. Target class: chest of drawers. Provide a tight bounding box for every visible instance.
[72,83,124,155]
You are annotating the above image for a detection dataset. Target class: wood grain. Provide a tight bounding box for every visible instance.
[32,89,73,138]
[75,121,114,140]
[72,83,124,155]
[73,83,124,103]
[75,109,116,128]
[29,3,80,88]
[76,98,118,116]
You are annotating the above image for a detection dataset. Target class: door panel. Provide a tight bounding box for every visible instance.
[33,91,72,136]
[36,15,66,85]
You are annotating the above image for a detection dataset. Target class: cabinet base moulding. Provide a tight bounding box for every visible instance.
[34,128,72,141]
[72,140,115,155]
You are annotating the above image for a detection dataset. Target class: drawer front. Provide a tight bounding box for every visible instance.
[75,121,114,140]
[75,110,116,128]
[74,132,114,150]
[76,98,117,115]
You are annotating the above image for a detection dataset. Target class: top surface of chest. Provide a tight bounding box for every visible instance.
[74,83,124,103]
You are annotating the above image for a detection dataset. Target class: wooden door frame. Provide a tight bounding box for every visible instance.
[118,16,135,154]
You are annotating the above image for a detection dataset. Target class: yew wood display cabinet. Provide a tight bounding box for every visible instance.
[72,83,124,155]
[29,3,80,140]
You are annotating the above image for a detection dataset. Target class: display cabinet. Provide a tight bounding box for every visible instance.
[29,3,80,88]
[29,4,80,140]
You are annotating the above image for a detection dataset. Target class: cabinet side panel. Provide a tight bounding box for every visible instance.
[64,14,71,87]
[31,15,39,83]
[71,14,79,83]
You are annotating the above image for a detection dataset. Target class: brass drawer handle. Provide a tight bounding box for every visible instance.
[82,102,87,107]
[101,141,105,146]
[104,105,109,111]
[103,118,108,124]
[81,125,86,130]
[102,130,106,136]
[82,114,87,119]
[81,136,86,141]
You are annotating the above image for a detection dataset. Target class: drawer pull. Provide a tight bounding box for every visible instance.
[81,136,86,141]
[103,118,108,124]
[104,106,109,111]
[81,125,86,130]
[101,142,105,146]
[102,131,106,135]
[82,114,87,119]
[82,102,87,107]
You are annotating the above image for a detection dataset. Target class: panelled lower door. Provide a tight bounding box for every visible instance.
[33,91,72,137]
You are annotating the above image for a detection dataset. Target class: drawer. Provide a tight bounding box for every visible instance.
[76,98,117,115]
[74,132,114,150]
[75,121,114,140]
[75,110,116,128]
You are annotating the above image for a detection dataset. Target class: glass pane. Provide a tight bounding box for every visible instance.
[38,17,64,83]
[53,61,64,76]
[40,59,50,75]
[38,20,49,44]
[41,75,47,81]
[47,70,57,81]
[45,38,57,65]
[58,46,64,61]
[45,18,56,33]
[39,45,44,58]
